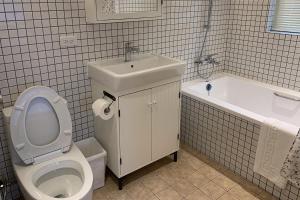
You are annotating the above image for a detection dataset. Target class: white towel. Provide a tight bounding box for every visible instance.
[254,118,298,189]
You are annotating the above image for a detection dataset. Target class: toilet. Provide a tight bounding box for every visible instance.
[2,86,93,200]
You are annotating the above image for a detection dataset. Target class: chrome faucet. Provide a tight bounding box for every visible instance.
[195,53,219,65]
[124,42,140,62]
[194,53,219,81]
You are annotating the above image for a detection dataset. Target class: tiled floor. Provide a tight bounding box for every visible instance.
[93,147,277,200]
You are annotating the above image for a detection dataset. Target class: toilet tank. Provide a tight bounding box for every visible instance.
[2,107,23,164]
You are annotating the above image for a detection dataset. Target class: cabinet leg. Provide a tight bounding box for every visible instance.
[118,177,123,190]
[173,151,178,162]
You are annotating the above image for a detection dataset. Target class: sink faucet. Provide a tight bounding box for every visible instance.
[124,42,140,62]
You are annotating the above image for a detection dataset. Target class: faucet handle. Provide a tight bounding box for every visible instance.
[213,60,220,65]
[132,47,140,53]
[194,59,203,64]
[124,42,131,48]
[207,53,218,58]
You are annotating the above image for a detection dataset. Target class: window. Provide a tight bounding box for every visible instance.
[268,0,300,34]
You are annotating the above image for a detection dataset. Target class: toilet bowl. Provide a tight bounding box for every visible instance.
[3,86,93,200]
[14,145,93,200]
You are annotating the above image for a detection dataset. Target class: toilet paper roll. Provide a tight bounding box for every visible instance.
[92,98,114,120]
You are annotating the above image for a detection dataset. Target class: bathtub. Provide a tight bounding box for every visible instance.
[182,73,300,127]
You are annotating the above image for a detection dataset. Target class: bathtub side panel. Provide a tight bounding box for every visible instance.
[181,95,299,200]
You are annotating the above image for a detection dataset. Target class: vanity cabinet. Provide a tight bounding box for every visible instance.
[119,82,180,176]
[92,80,181,187]
[119,89,152,176]
[151,83,180,161]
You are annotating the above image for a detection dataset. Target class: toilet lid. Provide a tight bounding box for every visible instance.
[10,86,72,164]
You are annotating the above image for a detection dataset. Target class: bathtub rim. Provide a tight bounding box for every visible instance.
[182,73,300,126]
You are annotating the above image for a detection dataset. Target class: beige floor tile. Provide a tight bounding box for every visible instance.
[98,183,119,198]
[199,181,226,200]
[157,167,179,185]
[238,180,263,195]
[252,196,262,200]
[142,174,169,193]
[258,191,279,200]
[96,149,279,200]
[217,193,239,200]
[187,171,211,189]
[212,174,237,191]
[148,196,160,200]
[93,189,109,200]
[229,185,257,200]
[123,178,142,189]
[180,149,192,158]
[185,189,211,200]
[124,180,155,200]
[197,165,221,180]
[180,151,205,170]
[106,190,133,200]
[168,162,197,178]
[171,178,198,197]
[156,188,182,200]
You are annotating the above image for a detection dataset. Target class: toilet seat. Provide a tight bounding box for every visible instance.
[10,86,72,165]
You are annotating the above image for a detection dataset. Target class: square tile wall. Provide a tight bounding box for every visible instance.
[225,0,300,91]
[0,0,228,199]
[1,0,300,198]
[181,0,300,199]
[181,95,300,200]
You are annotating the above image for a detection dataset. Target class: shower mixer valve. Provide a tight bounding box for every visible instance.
[195,53,219,65]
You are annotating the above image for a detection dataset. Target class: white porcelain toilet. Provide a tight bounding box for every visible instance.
[3,86,93,200]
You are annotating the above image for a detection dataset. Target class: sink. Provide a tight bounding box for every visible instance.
[87,54,185,92]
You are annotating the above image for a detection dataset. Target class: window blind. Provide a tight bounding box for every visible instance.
[271,0,300,34]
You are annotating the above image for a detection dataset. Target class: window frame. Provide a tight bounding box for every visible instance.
[267,0,300,35]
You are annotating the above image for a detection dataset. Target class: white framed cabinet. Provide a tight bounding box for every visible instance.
[119,90,152,176]
[151,83,180,161]
[92,80,181,189]
[119,82,180,176]
[85,0,162,23]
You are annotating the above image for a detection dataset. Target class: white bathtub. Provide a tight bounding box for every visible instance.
[182,73,300,127]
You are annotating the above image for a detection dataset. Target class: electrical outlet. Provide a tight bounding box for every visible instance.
[60,35,78,47]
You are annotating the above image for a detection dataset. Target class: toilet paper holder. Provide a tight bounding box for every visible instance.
[103,91,116,114]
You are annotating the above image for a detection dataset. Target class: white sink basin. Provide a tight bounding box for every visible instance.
[88,54,185,92]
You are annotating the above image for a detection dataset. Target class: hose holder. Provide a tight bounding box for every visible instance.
[103,91,116,114]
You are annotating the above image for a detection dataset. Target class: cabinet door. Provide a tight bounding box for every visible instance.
[119,90,152,176]
[151,82,180,161]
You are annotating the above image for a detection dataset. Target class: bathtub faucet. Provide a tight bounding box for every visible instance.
[195,53,219,81]
[195,53,219,65]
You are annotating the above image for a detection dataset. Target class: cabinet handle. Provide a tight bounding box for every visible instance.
[147,101,157,108]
